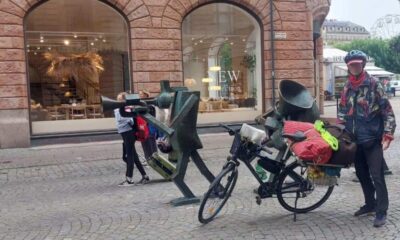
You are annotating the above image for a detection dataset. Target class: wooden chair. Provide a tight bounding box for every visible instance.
[47,106,66,120]
[86,105,104,118]
[210,101,222,111]
[70,105,87,119]
[198,101,207,112]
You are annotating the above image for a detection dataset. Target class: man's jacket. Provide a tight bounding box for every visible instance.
[338,73,396,144]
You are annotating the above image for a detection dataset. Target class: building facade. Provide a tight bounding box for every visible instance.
[0,0,331,148]
[322,19,370,45]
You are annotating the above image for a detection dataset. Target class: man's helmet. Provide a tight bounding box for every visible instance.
[344,50,367,67]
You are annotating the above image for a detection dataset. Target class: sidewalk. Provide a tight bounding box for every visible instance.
[0,99,399,240]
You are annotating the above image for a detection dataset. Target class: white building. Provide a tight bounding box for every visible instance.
[322,20,370,46]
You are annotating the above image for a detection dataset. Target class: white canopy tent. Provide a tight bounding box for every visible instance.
[334,65,395,79]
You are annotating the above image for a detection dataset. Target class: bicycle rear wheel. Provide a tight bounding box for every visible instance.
[276,163,334,213]
[198,162,238,224]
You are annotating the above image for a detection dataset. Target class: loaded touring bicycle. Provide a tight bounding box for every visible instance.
[198,80,355,224]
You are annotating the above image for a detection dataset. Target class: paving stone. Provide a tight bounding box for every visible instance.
[1,99,400,239]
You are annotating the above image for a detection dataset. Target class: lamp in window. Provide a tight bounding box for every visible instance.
[184,78,197,87]
[209,85,221,91]
[202,77,213,83]
[64,91,72,97]
[209,66,221,72]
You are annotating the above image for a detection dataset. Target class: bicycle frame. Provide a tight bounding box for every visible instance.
[227,131,290,187]
[224,123,306,196]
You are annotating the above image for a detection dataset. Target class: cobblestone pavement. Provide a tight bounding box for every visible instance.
[1,99,400,240]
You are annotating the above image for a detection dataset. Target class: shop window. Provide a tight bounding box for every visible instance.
[182,3,262,120]
[25,0,130,134]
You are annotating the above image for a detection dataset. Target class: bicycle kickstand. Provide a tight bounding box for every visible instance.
[255,195,262,205]
[293,191,300,222]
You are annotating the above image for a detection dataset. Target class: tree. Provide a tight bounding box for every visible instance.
[335,38,400,74]
[389,35,400,54]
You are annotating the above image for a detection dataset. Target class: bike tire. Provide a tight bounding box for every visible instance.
[276,163,334,214]
[198,162,238,224]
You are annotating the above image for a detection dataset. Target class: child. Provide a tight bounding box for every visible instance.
[114,92,149,186]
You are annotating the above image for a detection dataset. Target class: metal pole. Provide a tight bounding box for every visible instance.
[270,0,276,110]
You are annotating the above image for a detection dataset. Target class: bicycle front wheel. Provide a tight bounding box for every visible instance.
[198,162,238,224]
[276,163,334,213]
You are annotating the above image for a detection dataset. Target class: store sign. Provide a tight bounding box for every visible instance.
[218,70,241,83]
[274,32,287,40]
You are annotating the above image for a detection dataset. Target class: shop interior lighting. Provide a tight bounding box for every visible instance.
[209,85,221,91]
[209,66,221,71]
[184,78,197,87]
[202,77,213,83]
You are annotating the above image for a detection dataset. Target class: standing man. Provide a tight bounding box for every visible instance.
[338,50,396,227]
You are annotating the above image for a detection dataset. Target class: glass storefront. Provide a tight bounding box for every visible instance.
[182,3,262,123]
[25,0,130,134]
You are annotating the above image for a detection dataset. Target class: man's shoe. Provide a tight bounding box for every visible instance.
[118,180,135,186]
[373,213,386,227]
[354,205,375,216]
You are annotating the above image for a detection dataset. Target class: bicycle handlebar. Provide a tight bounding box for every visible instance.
[219,124,236,136]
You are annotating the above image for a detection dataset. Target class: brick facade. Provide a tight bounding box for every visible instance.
[0,0,330,148]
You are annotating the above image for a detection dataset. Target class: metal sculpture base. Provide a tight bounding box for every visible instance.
[170,150,216,207]
[170,196,200,207]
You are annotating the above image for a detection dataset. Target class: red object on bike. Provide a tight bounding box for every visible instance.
[135,116,149,142]
[283,121,332,164]
[283,121,314,134]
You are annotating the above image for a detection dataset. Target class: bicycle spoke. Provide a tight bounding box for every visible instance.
[277,164,334,213]
[198,163,238,223]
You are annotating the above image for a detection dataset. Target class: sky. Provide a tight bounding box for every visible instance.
[326,0,400,31]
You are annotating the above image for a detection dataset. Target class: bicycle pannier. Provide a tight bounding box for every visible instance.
[325,123,357,167]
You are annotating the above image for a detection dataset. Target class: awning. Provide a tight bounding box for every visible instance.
[334,65,395,77]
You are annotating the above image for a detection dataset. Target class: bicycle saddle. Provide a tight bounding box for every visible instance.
[282,131,307,142]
